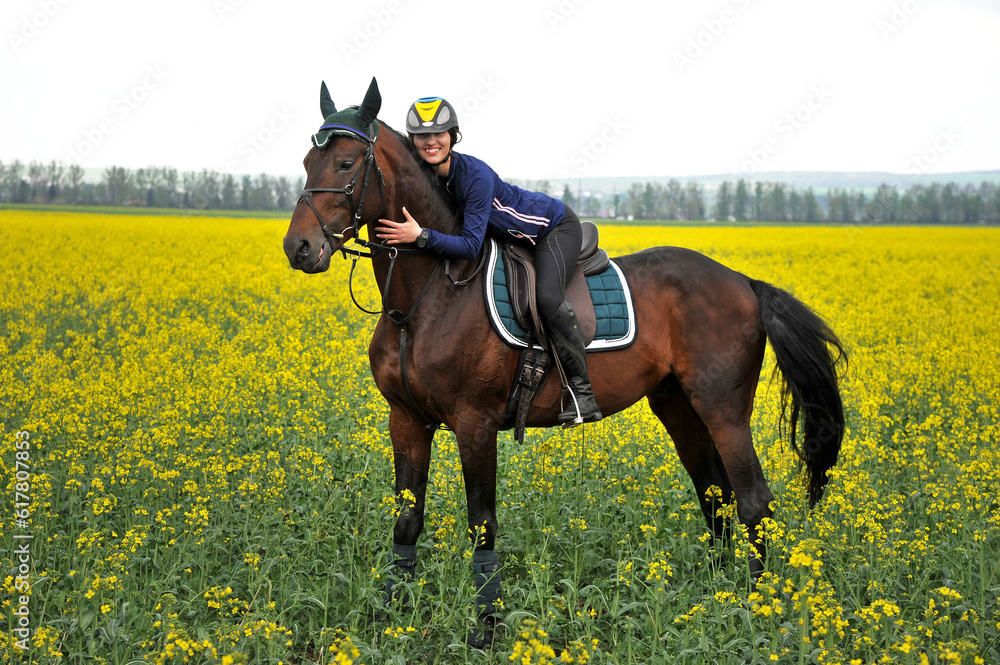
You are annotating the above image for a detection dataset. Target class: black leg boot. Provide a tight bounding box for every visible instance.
[384,543,416,607]
[544,300,603,425]
[467,549,502,649]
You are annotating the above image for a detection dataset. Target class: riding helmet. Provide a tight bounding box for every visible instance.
[406,97,459,134]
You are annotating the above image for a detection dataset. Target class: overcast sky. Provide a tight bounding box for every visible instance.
[3,0,999,181]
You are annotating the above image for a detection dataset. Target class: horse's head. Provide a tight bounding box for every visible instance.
[284,78,383,273]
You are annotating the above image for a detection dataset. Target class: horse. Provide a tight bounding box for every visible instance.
[282,79,846,647]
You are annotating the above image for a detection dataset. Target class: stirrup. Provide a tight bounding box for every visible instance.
[557,380,602,427]
[560,390,584,428]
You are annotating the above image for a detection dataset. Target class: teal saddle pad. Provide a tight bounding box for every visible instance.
[483,239,636,351]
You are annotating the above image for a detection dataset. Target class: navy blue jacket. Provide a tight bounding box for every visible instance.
[423,152,566,259]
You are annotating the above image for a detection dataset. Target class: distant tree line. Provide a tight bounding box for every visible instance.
[537,177,1000,224]
[710,179,1000,224]
[4,159,999,223]
[618,180,706,221]
[0,159,303,211]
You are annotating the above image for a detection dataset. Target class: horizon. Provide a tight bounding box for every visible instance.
[4,160,996,191]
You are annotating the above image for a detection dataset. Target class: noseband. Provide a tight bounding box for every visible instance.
[296,125,387,253]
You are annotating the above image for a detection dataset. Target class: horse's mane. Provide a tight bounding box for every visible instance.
[381,121,459,218]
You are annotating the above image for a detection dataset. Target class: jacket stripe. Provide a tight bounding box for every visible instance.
[493,198,551,226]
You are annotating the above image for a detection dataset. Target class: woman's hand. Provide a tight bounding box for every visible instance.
[377,207,422,244]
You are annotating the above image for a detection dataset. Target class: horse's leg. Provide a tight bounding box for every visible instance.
[688,386,774,577]
[386,405,434,604]
[669,285,774,577]
[454,418,501,648]
[647,386,734,545]
[705,419,773,576]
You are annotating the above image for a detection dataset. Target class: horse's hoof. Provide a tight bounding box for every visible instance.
[465,614,499,650]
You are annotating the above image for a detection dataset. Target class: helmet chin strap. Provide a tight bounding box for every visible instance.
[433,149,452,178]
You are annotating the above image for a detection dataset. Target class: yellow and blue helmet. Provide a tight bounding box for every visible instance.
[406,96,459,134]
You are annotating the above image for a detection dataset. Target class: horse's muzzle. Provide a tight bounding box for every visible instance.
[283,235,332,273]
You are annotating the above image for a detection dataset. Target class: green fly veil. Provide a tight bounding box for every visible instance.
[311,77,381,148]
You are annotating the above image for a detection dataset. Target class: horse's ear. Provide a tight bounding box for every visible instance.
[357,77,381,126]
[320,81,337,118]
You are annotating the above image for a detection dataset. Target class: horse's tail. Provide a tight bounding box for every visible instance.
[750,279,847,507]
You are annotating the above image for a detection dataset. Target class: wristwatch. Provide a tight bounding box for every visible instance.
[415,228,430,249]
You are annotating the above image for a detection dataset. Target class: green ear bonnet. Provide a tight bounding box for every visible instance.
[311,77,381,148]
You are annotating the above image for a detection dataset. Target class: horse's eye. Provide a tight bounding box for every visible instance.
[339,160,355,171]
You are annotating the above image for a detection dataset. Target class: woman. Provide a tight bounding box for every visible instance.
[377,96,602,425]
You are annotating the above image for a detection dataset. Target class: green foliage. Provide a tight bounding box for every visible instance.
[1,212,998,663]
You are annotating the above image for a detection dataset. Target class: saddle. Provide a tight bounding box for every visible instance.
[501,220,611,345]
[500,221,611,442]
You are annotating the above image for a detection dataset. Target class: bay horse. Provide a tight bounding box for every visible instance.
[282,79,845,646]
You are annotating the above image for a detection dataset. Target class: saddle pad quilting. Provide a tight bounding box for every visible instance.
[484,239,636,351]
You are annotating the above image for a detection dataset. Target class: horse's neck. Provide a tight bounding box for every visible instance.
[368,146,462,307]
[397,155,458,235]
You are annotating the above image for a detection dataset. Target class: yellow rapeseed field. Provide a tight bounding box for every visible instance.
[1,209,998,664]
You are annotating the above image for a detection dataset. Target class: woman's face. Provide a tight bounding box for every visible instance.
[412,131,452,166]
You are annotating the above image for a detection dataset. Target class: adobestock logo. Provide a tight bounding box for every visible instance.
[212,0,248,20]
[340,0,407,64]
[7,0,72,53]
[672,0,754,74]
[877,0,931,40]
[452,75,501,124]
[731,84,834,177]
[557,116,628,180]
[544,0,589,31]
[224,108,296,175]
[64,65,168,165]
[901,127,959,174]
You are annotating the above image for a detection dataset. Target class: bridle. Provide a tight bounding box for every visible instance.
[293,122,488,431]
[295,122,388,256]
[294,122,442,430]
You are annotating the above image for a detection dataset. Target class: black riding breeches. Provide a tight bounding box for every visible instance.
[534,207,583,321]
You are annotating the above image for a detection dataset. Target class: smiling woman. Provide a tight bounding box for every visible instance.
[376,90,605,424]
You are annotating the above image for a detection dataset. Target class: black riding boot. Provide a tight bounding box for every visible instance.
[544,300,603,426]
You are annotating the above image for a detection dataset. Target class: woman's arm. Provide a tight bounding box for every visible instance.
[377,174,493,260]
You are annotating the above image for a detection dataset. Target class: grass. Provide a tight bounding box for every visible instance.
[0,210,997,664]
